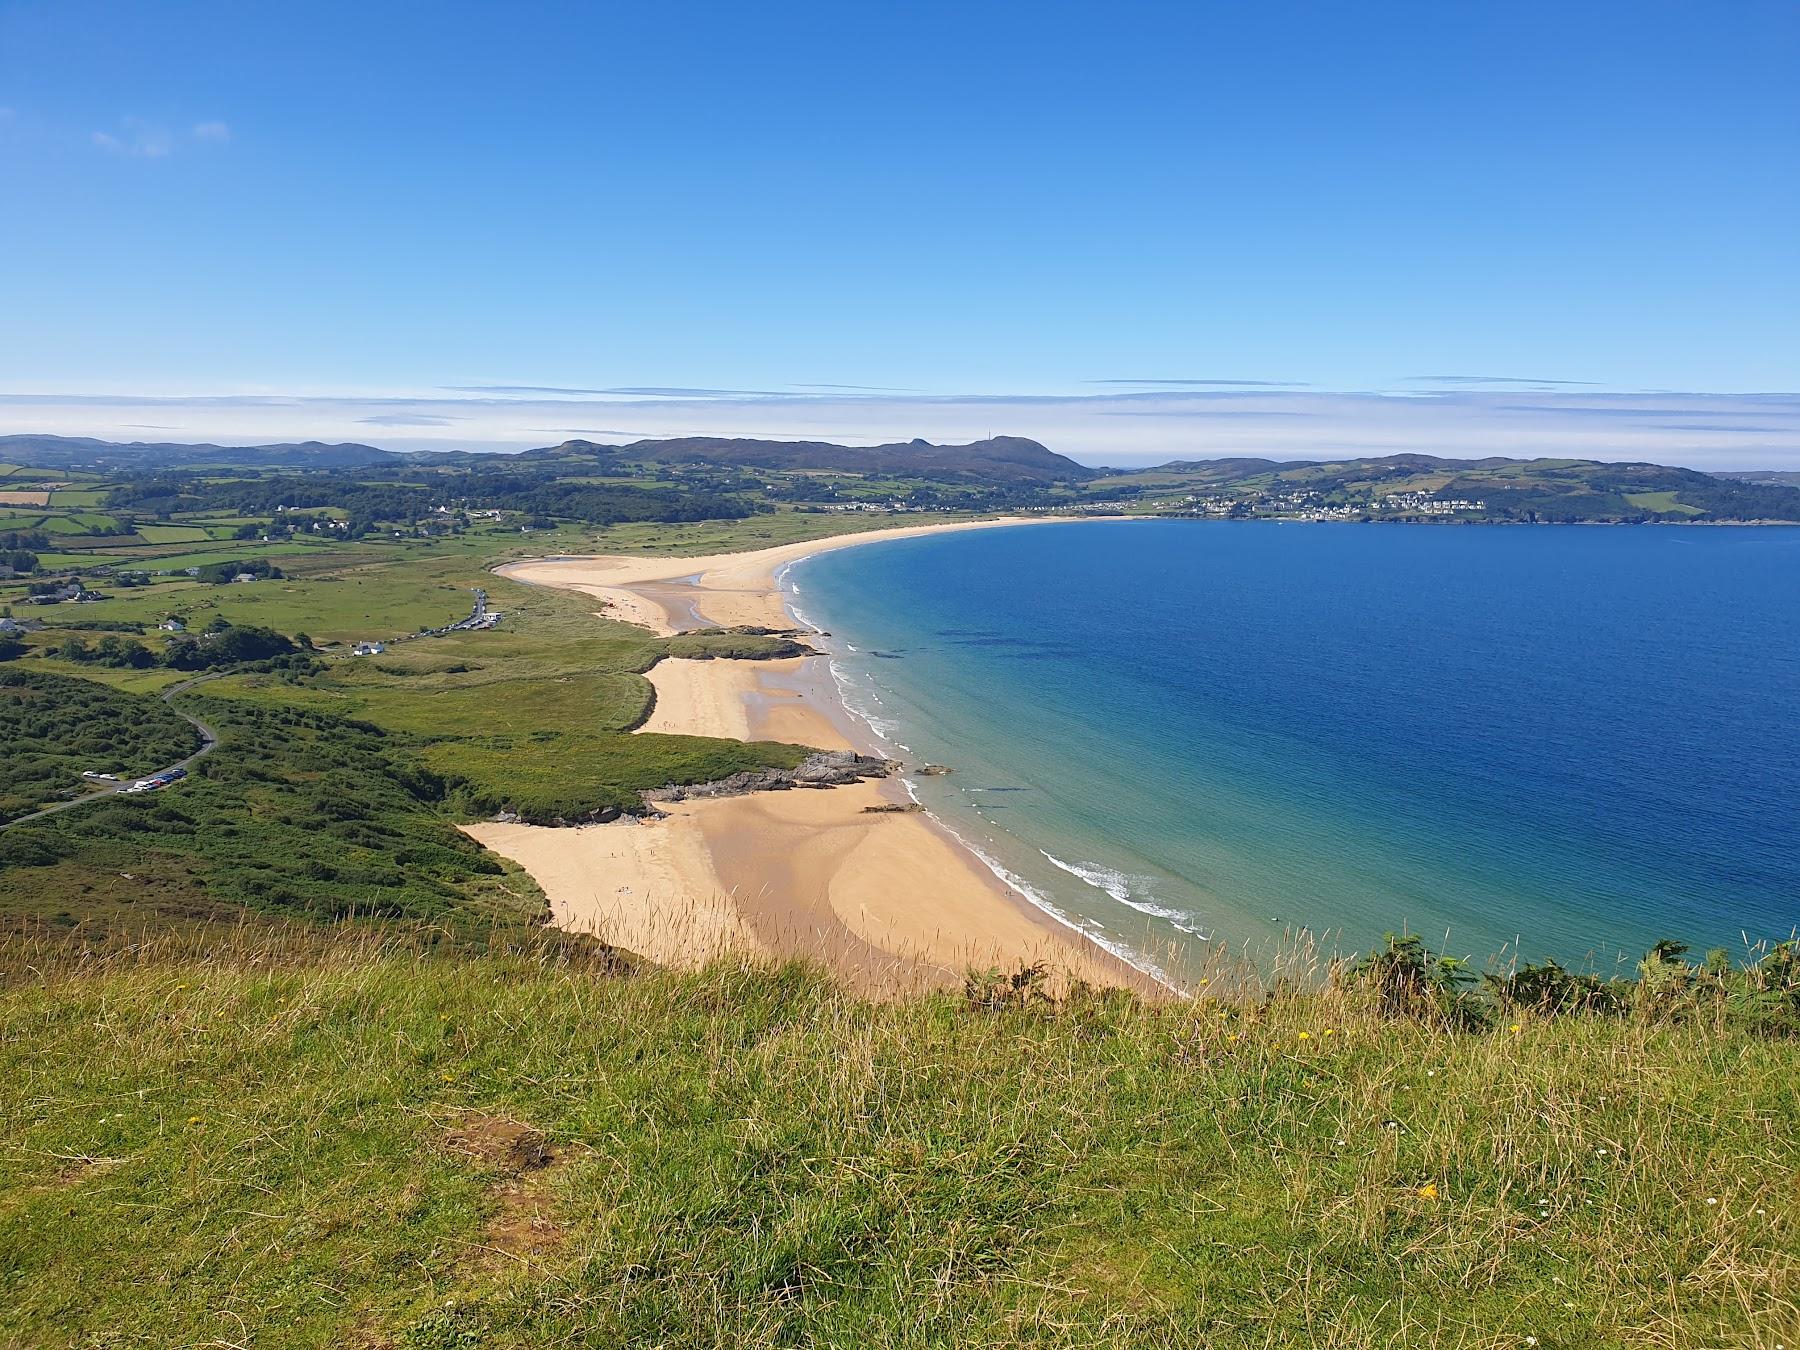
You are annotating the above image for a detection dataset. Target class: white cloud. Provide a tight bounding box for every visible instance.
[92,117,173,158]
[192,121,231,143]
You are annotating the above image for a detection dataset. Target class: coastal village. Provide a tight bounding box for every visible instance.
[1182,487,1489,521]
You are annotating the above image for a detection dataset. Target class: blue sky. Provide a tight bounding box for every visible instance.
[1,0,1796,464]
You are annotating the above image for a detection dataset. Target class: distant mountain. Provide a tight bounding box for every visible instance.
[0,431,1088,484]
[531,435,1092,484]
[6,431,1794,517]
[0,434,398,470]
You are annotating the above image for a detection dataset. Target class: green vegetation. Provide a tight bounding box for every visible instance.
[427,731,808,820]
[134,522,217,544]
[44,487,109,507]
[45,620,307,674]
[193,556,284,583]
[186,570,809,822]
[0,695,533,930]
[0,516,819,928]
[2,931,1795,1347]
[1623,489,1703,516]
[0,669,201,822]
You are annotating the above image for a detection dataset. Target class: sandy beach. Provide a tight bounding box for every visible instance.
[471,517,1156,995]
[494,517,1051,635]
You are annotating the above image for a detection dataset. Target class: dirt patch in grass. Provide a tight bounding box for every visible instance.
[53,1155,124,1187]
[443,1113,565,1258]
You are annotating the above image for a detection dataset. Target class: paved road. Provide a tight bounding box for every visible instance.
[0,672,222,832]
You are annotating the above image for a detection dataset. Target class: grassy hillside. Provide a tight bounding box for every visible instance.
[1086,454,1800,522]
[2,930,1795,1348]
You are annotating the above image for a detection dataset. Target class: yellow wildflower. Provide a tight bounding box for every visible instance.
[1417,1182,1439,1200]
[1510,1023,1522,1033]
[1297,1031,1311,1040]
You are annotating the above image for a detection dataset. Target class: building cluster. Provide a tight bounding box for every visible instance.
[1377,491,1486,515]
[431,506,508,521]
[1286,503,1366,521]
[1180,489,1357,520]
[1174,487,1488,521]
[1182,494,1240,516]
[24,580,107,604]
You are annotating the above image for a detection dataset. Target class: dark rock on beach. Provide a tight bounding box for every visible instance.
[684,624,810,639]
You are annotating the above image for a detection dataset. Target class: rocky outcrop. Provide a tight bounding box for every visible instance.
[494,804,624,827]
[663,628,818,659]
[642,750,898,804]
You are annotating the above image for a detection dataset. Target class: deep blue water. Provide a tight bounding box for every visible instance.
[789,521,1800,976]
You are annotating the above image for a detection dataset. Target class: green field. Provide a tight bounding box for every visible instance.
[133,523,215,544]
[31,515,92,535]
[1624,490,1705,516]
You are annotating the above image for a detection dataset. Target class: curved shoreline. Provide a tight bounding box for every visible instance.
[779,552,1191,989]
[471,517,1163,996]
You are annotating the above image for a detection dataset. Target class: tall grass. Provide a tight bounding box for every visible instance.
[2,925,1794,1347]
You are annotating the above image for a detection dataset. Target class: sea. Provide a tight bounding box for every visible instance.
[786,519,1800,981]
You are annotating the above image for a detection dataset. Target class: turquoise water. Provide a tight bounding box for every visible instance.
[788,520,1800,978]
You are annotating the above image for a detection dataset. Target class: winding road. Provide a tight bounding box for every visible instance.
[0,672,223,832]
